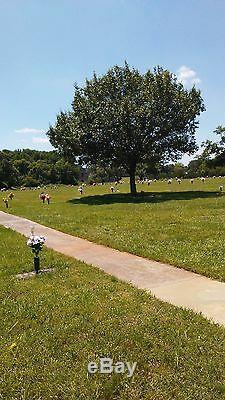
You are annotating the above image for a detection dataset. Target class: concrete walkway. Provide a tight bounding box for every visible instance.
[1,211,225,327]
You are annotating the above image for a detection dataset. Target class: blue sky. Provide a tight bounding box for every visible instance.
[0,0,225,164]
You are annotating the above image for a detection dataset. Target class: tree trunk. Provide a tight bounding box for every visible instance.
[129,163,137,194]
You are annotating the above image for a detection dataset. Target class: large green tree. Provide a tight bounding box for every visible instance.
[48,63,205,194]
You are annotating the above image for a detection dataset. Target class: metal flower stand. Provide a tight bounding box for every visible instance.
[34,256,40,274]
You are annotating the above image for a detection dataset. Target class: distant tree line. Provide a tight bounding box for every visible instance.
[186,126,225,178]
[0,149,80,188]
[87,165,126,184]
[1,125,224,188]
[136,125,225,180]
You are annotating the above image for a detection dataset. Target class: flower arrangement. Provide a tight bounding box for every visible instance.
[27,235,46,255]
[27,230,46,274]
[2,197,9,208]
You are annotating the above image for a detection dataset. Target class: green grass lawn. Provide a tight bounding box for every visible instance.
[2,177,225,281]
[0,225,225,399]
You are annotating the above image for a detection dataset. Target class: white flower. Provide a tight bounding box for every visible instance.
[27,234,46,252]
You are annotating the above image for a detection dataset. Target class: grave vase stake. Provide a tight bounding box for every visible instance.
[27,231,46,275]
[34,255,40,274]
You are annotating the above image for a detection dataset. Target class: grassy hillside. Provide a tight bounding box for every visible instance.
[2,177,225,281]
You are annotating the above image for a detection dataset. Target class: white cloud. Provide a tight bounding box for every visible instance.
[177,66,201,86]
[32,136,49,144]
[15,127,45,134]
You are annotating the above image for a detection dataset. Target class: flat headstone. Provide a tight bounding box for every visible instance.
[16,268,54,279]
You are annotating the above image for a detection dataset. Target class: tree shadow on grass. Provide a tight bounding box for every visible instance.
[68,191,221,206]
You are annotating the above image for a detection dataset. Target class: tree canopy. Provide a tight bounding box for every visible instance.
[48,63,205,193]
